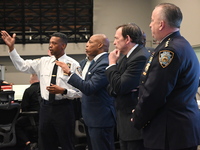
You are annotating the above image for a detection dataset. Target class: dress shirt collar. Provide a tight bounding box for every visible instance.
[126,44,138,58]
[93,52,107,62]
[51,54,67,62]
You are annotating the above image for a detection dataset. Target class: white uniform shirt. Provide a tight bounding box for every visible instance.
[10,49,82,100]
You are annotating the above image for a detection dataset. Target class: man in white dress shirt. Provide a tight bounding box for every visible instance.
[1,31,82,150]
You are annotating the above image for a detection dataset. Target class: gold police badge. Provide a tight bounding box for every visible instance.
[159,50,174,68]
[63,63,71,76]
[67,63,71,68]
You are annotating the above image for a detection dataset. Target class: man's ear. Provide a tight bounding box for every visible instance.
[126,35,131,44]
[62,43,67,50]
[159,20,165,30]
[98,43,103,49]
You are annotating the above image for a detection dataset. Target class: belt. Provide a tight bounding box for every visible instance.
[41,98,71,105]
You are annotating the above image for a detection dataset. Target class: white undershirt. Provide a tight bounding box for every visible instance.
[82,60,92,79]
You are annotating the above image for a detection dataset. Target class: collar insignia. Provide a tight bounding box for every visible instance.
[165,38,170,47]
[159,50,174,68]
[67,63,71,68]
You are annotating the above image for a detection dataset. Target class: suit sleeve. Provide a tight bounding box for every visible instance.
[105,55,148,95]
[61,62,83,99]
[68,61,109,96]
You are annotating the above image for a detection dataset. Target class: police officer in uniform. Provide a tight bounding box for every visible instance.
[132,3,200,150]
[1,31,82,150]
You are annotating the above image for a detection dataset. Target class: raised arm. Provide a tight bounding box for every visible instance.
[1,30,16,52]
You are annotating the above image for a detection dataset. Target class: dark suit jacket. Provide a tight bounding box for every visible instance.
[79,58,87,69]
[133,31,200,149]
[21,82,40,112]
[68,53,116,128]
[105,45,150,141]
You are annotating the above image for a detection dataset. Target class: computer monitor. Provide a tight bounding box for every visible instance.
[12,84,30,101]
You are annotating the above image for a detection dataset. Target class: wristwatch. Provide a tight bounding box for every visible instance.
[64,71,74,76]
[68,70,74,76]
[62,89,68,95]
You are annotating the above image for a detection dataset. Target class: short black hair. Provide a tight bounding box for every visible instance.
[51,32,68,44]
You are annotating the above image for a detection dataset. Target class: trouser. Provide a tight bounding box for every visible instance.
[16,115,39,146]
[119,139,145,150]
[39,99,75,150]
[87,126,115,150]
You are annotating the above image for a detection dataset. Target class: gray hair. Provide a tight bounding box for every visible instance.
[156,3,183,28]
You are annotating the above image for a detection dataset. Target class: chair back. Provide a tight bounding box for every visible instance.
[0,91,20,148]
[0,91,14,107]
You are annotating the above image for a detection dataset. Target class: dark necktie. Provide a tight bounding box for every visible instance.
[88,60,95,69]
[49,60,58,102]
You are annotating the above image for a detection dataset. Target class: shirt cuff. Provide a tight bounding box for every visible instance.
[106,64,116,70]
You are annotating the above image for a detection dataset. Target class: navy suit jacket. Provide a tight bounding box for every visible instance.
[133,31,200,149]
[68,53,116,127]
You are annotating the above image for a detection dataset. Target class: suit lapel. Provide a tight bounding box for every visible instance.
[79,59,87,69]
[88,60,95,70]
[128,44,143,59]
[119,55,127,72]
[118,45,144,72]
[88,53,108,71]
